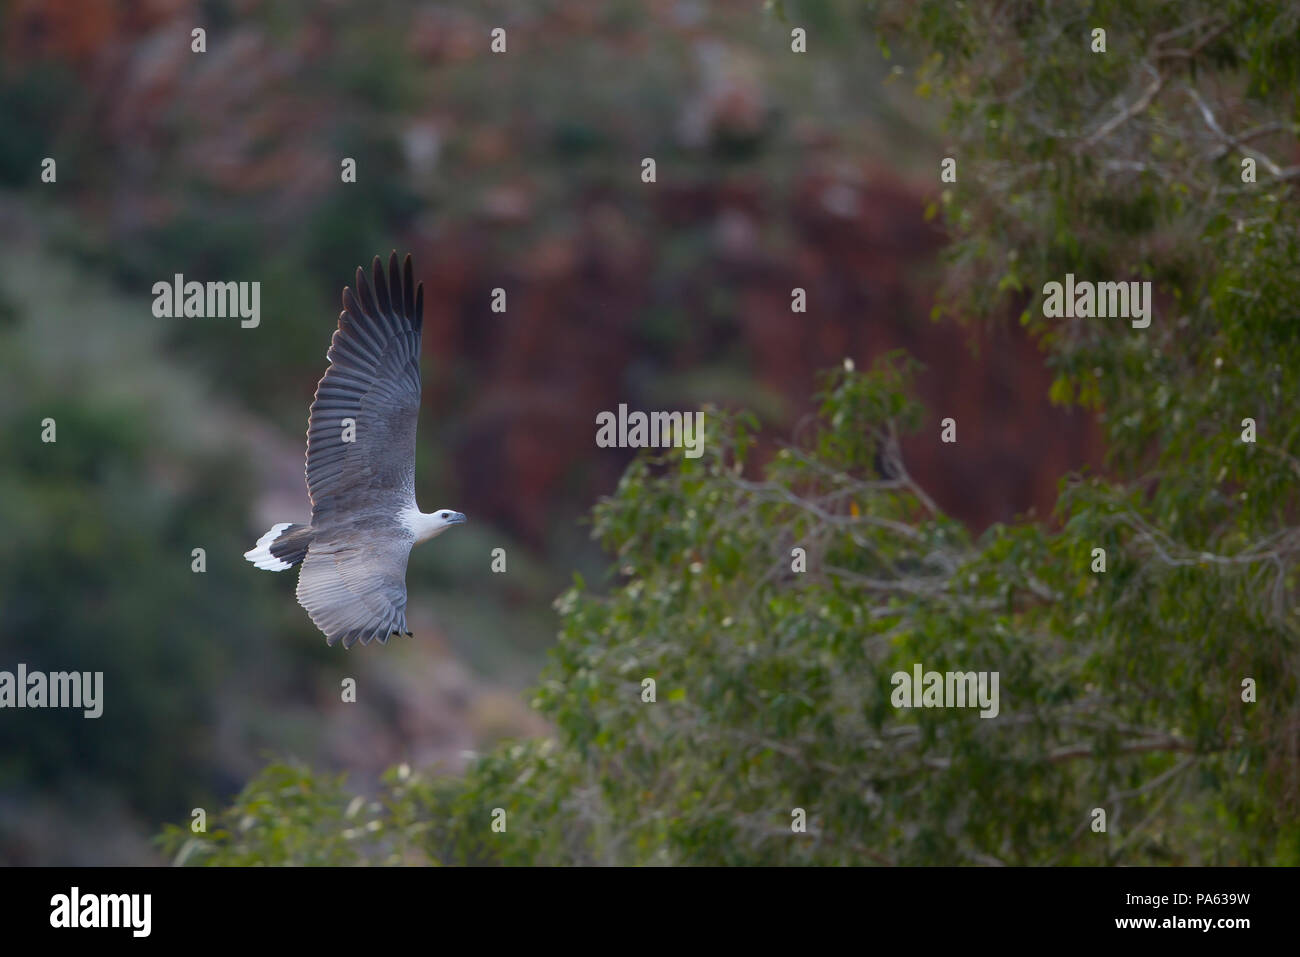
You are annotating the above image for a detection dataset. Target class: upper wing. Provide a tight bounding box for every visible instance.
[295,524,415,648]
[305,252,424,524]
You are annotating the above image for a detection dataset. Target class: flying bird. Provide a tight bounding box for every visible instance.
[244,252,466,648]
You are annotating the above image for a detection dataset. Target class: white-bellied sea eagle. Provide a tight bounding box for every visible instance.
[244,253,466,648]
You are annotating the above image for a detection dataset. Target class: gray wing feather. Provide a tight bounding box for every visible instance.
[296,527,415,648]
[305,253,424,523]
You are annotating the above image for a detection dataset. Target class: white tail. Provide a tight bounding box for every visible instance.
[244,523,312,571]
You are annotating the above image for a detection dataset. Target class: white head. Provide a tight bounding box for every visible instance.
[406,507,467,544]
[429,508,467,536]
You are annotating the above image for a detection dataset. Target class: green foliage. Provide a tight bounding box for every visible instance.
[162,746,592,866]
[176,353,1297,864]
[164,761,437,866]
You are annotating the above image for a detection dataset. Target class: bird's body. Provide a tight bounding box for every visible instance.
[244,253,465,648]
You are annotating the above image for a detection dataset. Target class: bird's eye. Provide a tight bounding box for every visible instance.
[439,511,449,518]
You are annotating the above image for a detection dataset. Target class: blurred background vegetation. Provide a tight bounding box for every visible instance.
[3,0,1296,864]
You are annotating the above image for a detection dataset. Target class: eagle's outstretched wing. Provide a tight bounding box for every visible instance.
[296,526,414,648]
[305,252,423,520]
[297,252,424,647]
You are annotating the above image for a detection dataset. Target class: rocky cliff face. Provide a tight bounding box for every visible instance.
[415,166,1103,543]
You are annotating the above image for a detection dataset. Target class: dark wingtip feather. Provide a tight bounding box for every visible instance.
[372,256,391,316]
[403,254,415,324]
[388,251,402,318]
[341,286,362,320]
[355,266,380,318]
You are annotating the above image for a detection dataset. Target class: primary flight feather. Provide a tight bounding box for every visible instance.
[244,252,466,648]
